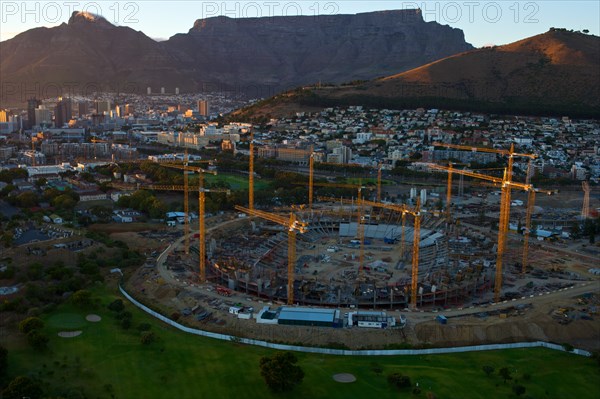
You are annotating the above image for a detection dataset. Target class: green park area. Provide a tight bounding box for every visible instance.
[4,286,599,399]
[202,173,271,190]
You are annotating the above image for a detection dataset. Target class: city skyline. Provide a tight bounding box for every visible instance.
[1,1,599,47]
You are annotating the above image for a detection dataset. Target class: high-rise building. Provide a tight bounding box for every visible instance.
[78,101,89,116]
[0,109,8,122]
[197,100,209,116]
[54,97,72,128]
[34,107,52,126]
[27,98,42,129]
[95,100,111,114]
[125,104,134,115]
[330,145,352,164]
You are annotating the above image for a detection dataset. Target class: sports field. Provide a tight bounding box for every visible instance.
[5,287,599,399]
[202,173,271,190]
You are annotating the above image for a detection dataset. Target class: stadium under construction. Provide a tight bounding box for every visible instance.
[204,201,497,309]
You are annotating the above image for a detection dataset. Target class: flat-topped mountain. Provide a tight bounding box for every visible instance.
[165,10,473,91]
[0,10,473,103]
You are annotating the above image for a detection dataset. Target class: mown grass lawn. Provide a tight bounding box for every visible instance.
[5,286,599,399]
[201,173,270,190]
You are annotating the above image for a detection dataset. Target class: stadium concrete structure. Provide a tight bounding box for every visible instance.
[205,204,496,309]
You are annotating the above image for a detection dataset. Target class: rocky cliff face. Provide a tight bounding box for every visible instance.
[0,10,473,102]
[165,10,473,92]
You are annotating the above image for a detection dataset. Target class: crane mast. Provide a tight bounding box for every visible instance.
[235,205,308,305]
[249,131,254,211]
[183,149,190,254]
[309,152,314,209]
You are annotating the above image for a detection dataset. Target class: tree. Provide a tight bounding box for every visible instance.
[499,367,512,383]
[387,372,412,389]
[482,365,494,377]
[259,352,304,392]
[0,231,14,248]
[108,299,125,312]
[512,384,526,396]
[0,345,7,376]
[27,330,49,351]
[371,362,383,375]
[140,331,157,345]
[18,316,44,334]
[72,289,93,308]
[52,193,77,210]
[14,191,39,208]
[2,376,43,399]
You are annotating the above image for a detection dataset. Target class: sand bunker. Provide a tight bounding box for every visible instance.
[333,373,356,383]
[86,314,101,322]
[58,331,82,338]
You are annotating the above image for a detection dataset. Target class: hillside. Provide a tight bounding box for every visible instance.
[234,29,600,119]
[0,10,473,105]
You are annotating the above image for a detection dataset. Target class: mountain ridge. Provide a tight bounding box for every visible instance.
[0,10,473,105]
[231,29,600,119]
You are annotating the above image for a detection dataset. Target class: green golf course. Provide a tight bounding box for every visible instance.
[5,287,599,399]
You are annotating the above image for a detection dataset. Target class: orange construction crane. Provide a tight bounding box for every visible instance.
[90,136,108,160]
[308,181,372,274]
[309,151,314,209]
[158,164,228,283]
[433,142,536,215]
[161,155,214,255]
[377,162,383,202]
[582,181,591,219]
[359,198,421,308]
[160,158,216,255]
[249,130,255,211]
[234,205,308,305]
[147,181,227,283]
[184,150,190,254]
[318,196,422,308]
[432,142,537,161]
[428,163,535,302]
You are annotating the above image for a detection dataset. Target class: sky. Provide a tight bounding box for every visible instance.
[0,0,598,47]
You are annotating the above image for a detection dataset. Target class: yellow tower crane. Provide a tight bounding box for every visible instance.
[158,164,227,283]
[582,181,591,219]
[318,196,421,308]
[377,163,383,202]
[249,130,255,211]
[428,163,538,302]
[161,158,216,255]
[308,181,372,275]
[433,142,536,219]
[234,205,308,305]
[309,152,314,209]
[89,136,110,160]
[359,198,421,308]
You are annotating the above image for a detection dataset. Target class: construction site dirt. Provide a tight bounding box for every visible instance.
[122,204,600,351]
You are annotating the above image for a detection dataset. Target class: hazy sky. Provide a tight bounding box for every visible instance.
[1,1,598,47]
